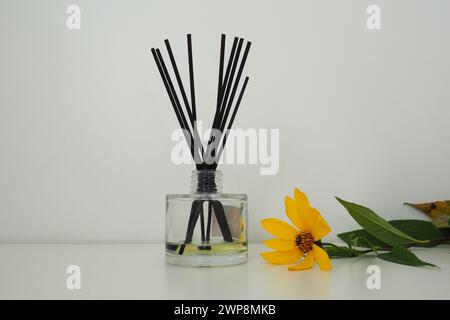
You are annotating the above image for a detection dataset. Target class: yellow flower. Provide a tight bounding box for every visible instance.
[261,188,332,271]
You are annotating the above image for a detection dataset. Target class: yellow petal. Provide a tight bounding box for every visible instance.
[292,189,314,231]
[261,218,298,240]
[310,215,331,241]
[263,238,296,251]
[299,206,321,231]
[288,252,315,271]
[261,250,302,265]
[312,244,332,271]
[294,188,310,210]
[285,196,307,230]
[307,207,331,241]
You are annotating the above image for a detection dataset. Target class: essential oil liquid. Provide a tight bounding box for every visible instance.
[166,238,247,256]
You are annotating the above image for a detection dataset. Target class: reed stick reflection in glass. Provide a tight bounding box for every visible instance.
[151,34,251,266]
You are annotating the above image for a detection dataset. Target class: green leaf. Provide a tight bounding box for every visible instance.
[336,198,428,246]
[321,243,370,258]
[378,246,437,268]
[389,220,443,241]
[352,236,381,253]
[338,220,445,249]
[338,229,388,248]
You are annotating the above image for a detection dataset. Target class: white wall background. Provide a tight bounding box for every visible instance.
[1,0,449,243]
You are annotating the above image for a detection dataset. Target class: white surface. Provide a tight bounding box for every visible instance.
[1,1,450,243]
[0,244,449,299]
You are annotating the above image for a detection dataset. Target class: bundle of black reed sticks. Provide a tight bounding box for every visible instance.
[151,34,251,254]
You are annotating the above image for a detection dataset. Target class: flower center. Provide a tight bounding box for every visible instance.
[295,231,314,254]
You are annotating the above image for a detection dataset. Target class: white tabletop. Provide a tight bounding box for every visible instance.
[0,244,448,299]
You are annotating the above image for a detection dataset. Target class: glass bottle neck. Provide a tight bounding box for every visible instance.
[191,170,222,193]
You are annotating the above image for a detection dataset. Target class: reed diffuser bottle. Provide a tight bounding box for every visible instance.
[151,34,251,267]
[166,170,247,266]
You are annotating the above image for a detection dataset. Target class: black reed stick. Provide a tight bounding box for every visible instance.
[164,40,204,165]
[204,37,241,166]
[209,38,238,141]
[211,41,251,166]
[179,200,203,255]
[216,34,226,113]
[155,49,191,134]
[206,201,212,242]
[164,40,194,124]
[186,35,208,234]
[187,35,197,123]
[151,49,196,161]
[211,200,233,242]
[219,41,251,133]
[217,38,244,125]
[218,37,238,111]
[214,76,249,167]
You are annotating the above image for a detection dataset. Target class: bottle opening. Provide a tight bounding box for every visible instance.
[191,170,222,193]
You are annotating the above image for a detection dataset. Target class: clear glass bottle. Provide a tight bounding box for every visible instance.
[166,170,248,267]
